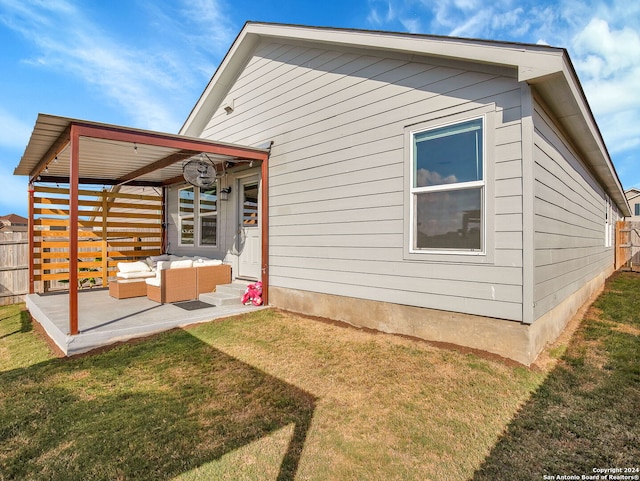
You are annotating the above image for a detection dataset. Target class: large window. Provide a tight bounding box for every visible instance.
[178,184,218,247]
[410,117,484,252]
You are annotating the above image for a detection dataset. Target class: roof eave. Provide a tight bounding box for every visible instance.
[529,57,630,217]
[181,22,630,216]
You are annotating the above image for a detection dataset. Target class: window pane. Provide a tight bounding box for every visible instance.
[200,186,217,216]
[180,218,194,245]
[635,203,640,216]
[414,188,482,250]
[200,216,217,246]
[243,183,259,226]
[179,187,195,216]
[414,119,482,187]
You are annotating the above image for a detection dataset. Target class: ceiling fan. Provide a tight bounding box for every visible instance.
[182,155,220,188]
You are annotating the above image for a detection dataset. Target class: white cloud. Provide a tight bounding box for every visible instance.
[0,0,234,132]
[567,17,640,173]
[417,168,458,186]
[0,110,32,149]
[572,18,640,76]
[367,0,397,26]
[400,16,422,33]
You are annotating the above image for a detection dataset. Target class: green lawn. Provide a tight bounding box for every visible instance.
[1,273,638,480]
[473,271,640,480]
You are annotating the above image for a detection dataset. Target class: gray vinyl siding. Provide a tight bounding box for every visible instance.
[201,40,525,321]
[532,100,614,320]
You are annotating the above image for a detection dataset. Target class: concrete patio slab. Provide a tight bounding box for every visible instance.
[26,288,263,356]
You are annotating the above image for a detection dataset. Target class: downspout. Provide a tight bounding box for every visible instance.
[161,186,167,254]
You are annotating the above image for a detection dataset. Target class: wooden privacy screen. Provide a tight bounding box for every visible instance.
[32,185,163,292]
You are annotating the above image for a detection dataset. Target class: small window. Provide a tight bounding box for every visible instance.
[179,187,195,246]
[635,203,640,216]
[199,186,218,246]
[178,184,218,247]
[242,182,259,227]
[410,118,484,252]
[604,195,613,248]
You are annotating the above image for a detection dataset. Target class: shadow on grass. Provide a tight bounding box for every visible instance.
[0,311,31,340]
[0,328,317,481]
[472,272,640,480]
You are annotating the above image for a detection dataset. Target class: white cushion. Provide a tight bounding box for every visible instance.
[194,259,223,267]
[115,278,147,284]
[117,271,156,279]
[145,277,161,287]
[155,259,194,273]
[156,260,170,271]
[117,261,151,273]
[147,254,171,269]
[169,259,193,269]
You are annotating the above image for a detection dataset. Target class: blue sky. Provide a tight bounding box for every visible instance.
[1,0,638,217]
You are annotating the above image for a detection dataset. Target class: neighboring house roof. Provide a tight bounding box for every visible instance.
[181,21,630,217]
[625,189,640,216]
[625,188,640,200]
[0,214,28,225]
[0,224,28,232]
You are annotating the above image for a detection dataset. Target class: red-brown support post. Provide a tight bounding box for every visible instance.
[69,127,80,335]
[260,154,269,305]
[161,186,167,254]
[28,183,35,294]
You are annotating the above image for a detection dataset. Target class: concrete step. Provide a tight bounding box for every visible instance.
[216,282,251,296]
[199,281,252,307]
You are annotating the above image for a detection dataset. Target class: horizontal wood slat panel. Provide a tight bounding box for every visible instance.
[35,185,161,202]
[34,198,161,210]
[31,184,163,293]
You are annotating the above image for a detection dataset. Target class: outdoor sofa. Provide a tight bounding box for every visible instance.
[109,255,231,303]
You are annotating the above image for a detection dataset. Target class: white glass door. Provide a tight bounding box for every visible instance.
[237,176,261,280]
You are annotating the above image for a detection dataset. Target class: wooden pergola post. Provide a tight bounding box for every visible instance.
[101,189,109,287]
[28,183,35,295]
[69,126,80,335]
[260,155,269,305]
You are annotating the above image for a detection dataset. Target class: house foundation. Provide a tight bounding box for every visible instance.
[270,269,611,366]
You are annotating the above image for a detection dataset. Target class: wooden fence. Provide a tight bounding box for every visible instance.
[0,231,28,306]
[615,221,640,270]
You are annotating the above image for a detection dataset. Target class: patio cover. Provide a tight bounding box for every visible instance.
[14,113,270,335]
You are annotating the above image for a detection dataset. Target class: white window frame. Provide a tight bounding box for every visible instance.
[409,115,486,255]
[198,184,219,247]
[402,105,495,264]
[178,182,219,248]
[178,186,195,247]
[604,195,613,248]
